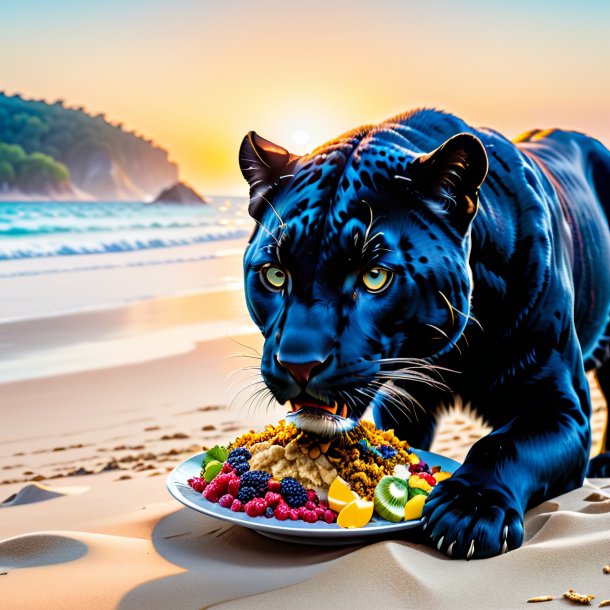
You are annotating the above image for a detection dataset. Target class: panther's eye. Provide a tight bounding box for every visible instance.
[362,267,393,293]
[260,264,287,292]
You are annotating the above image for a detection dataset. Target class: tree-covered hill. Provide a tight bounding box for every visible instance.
[0,93,178,200]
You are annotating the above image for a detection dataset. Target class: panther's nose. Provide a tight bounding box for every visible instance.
[277,359,323,387]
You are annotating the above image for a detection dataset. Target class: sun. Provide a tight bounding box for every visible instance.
[291,129,311,149]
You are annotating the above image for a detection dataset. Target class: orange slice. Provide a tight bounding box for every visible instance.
[432,471,452,483]
[328,476,358,513]
[337,498,375,529]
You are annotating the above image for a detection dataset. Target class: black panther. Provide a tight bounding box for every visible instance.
[238,108,610,558]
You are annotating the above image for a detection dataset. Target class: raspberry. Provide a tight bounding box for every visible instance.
[203,484,224,503]
[244,497,268,518]
[264,492,282,508]
[419,472,437,487]
[188,477,206,493]
[297,506,307,518]
[212,473,232,494]
[230,499,244,512]
[228,447,252,461]
[289,509,299,521]
[274,504,290,521]
[240,470,272,496]
[314,507,325,518]
[221,462,233,474]
[237,486,258,504]
[218,494,235,508]
[323,509,336,524]
[203,473,233,503]
[267,479,281,493]
[306,490,319,503]
[305,501,317,511]
[302,509,319,523]
[264,507,274,518]
[227,477,240,497]
[280,477,307,508]
[318,500,329,510]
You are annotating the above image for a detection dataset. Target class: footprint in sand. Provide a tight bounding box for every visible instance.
[1,483,89,507]
[0,534,88,569]
[581,490,610,514]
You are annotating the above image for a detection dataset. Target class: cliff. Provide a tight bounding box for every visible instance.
[0,93,179,200]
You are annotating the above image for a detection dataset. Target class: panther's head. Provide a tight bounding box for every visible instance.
[239,125,487,437]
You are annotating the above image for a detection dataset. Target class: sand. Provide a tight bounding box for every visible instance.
[1,283,609,609]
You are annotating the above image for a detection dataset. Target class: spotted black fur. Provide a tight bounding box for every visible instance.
[238,109,610,558]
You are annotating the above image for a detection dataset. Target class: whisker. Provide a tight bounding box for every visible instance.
[228,336,262,357]
[425,323,463,357]
[438,290,484,332]
[256,191,285,227]
[372,379,426,418]
[366,381,416,423]
[376,358,460,376]
[252,217,280,246]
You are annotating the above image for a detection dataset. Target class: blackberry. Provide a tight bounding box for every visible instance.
[240,470,271,496]
[228,447,252,461]
[280,477,307,508]
[264,506,274,518]
[226,455,246,467]
[231,460,250,476]
[377,444,398,459]
[237,486,258,504]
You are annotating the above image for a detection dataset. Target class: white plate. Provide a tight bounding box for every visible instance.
[167,449,460,545]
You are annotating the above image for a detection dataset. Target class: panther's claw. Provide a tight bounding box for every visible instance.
[466,539,475,560]
[422,475,524,559]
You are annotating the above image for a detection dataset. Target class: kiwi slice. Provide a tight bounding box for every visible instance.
[373,475,410,522]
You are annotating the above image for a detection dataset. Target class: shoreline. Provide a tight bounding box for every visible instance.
[0,237,249,324]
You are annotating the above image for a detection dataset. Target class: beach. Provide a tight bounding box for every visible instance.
[1,207,609,609]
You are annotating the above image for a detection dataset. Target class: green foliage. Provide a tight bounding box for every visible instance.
[202,445,228,467]
[0,142,26,165]
[0,92,176,196]
[0,160,15,183]
[16,152,69,191]
[0,140,69,190]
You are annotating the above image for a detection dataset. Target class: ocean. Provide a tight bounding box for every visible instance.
[0,197,250,261]
[0,197,257,382]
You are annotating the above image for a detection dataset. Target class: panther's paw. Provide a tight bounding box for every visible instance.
[421,476,524,559]
[587,452,610,477]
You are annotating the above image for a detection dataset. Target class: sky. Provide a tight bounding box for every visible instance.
[1,0,609,195]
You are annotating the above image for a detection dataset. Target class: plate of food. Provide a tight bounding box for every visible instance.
[167,420,460,545]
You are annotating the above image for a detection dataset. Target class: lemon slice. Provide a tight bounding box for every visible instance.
[403,494,427,520]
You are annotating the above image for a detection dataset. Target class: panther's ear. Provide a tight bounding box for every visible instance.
[410,133,488,232]
[239,131,299,220]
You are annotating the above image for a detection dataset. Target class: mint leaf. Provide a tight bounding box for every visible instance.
[203,444,228,466]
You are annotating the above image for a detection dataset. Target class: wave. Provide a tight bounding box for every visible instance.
[0,198,251,261]
[0,227,250,261]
